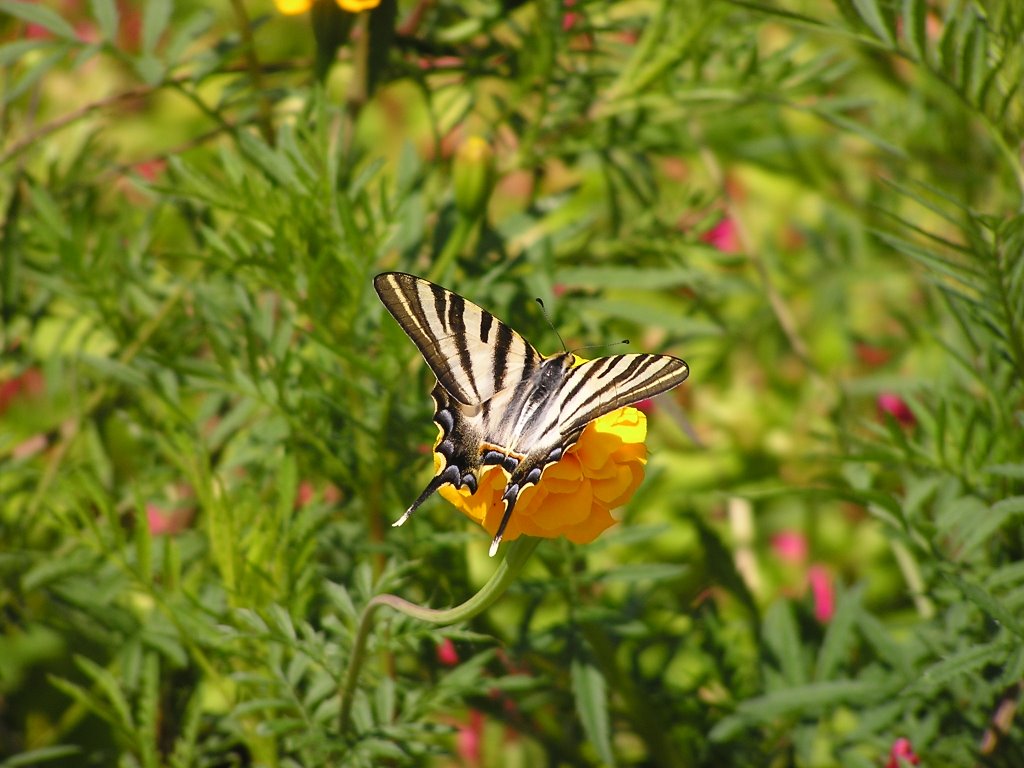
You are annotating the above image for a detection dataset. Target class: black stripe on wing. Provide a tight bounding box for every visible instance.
[556,354,689,436]
[374,272,543,406]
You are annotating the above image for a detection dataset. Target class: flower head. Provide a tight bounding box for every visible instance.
[808,564,835,623]
[885,737,921,768]
[702,216,742,254]
[274,0,380,15]
[439,407,648,546]
[877,393,916,427]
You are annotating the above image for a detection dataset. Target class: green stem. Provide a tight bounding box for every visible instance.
[338,536,541,734]
[428,214,476,283]
[226,0,275,146]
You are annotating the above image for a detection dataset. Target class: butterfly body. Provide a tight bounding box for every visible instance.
[375,272,689,556]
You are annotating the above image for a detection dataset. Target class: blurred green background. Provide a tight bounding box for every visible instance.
[1,0,1022,765]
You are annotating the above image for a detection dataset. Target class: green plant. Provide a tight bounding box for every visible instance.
[1,0,1021,765]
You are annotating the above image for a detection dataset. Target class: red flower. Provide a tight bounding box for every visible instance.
[771,530,807,564]
[808,565,834,623]
[562,0,581,32]
[456,709,485,766]
[877,393,916,427]
[885,737,921,768]
[702,217,742,254]
[146,503,194,536]
[855,342,892,368]
[0,368,44,413]
[436,638,459,667]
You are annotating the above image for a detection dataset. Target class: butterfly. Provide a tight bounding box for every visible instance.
[375,271,689,556]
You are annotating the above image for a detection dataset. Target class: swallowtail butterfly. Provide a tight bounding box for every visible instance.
[375,272,689,556]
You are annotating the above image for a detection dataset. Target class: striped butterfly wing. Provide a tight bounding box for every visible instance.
[375,271,545,531]
[489,353,689,554]
[374,272,542,407]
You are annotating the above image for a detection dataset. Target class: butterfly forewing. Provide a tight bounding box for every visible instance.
[556,353,689,436]
[374,272,542,406]
[374,271,689,556]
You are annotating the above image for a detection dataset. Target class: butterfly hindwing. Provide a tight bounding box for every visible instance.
[487,353,689,554]
[375,272,690,556]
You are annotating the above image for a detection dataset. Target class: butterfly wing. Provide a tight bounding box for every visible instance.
[375,272,545,527]
[487,353,689,555]
[374,272,543,407]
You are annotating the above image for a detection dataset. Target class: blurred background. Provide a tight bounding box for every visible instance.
[1,1,1022,765]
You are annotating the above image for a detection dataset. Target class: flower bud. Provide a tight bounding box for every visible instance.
[452,136,495,220]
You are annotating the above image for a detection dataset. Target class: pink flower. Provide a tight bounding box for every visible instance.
[702,217,742,254]
[134,159,166,181]
[456,710,484,766]
[0,368,44,413]
[771,531,807,564]
[633,398,655,414]
[855,342,892,368]
[808,565,834,623]
[146,503,195,536]
[885,737,921,768]
[562,0,581,32]
[436,638,459,667]
[877,393,916,427]
[295,481,316,508]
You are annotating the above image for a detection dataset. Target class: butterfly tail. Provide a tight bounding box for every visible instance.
[488,483,523,557]
[393,465,461,527]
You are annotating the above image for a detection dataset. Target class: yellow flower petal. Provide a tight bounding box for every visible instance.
[274,0,313,14]
[434,405,649,548]
[335,0,381,11]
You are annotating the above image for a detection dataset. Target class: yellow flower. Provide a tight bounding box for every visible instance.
[438,407,649,546]
[274,0,380,14]
[336,0,381,9]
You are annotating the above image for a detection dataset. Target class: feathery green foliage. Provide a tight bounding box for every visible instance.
[1,0,1022,765]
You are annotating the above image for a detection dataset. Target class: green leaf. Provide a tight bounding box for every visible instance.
[141,0,172,54]
[571,657,616,767]
[986,463,1024,479]
[133,53,165,86]
[710,679,893,741]
[915,637,1013,692]
[958,496,1024,555]
[815,585,862,681]
[89,0,118,42]
[164,8,213,65]
[555,266,700,291]
[901,0,927,60]
[3,49,67,107]
[0,1,78,40]
[593,563,688,584]
[945,573,1024,639]
[763,600,806,687]
[0,746,82,767]
[75,655,134,729]
[0,38,53,67]
[850,0,894,45]
[960,20,986,99]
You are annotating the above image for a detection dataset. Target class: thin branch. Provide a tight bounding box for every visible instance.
[227,0,277,145]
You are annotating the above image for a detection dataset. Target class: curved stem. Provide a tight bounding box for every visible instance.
[338,536,541,734]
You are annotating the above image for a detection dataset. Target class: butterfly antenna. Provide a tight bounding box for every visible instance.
[571,339,630,356]
[535,298,568,353]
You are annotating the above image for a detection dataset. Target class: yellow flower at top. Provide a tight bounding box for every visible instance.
[438,406,650,547]
[274,0,380,15]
